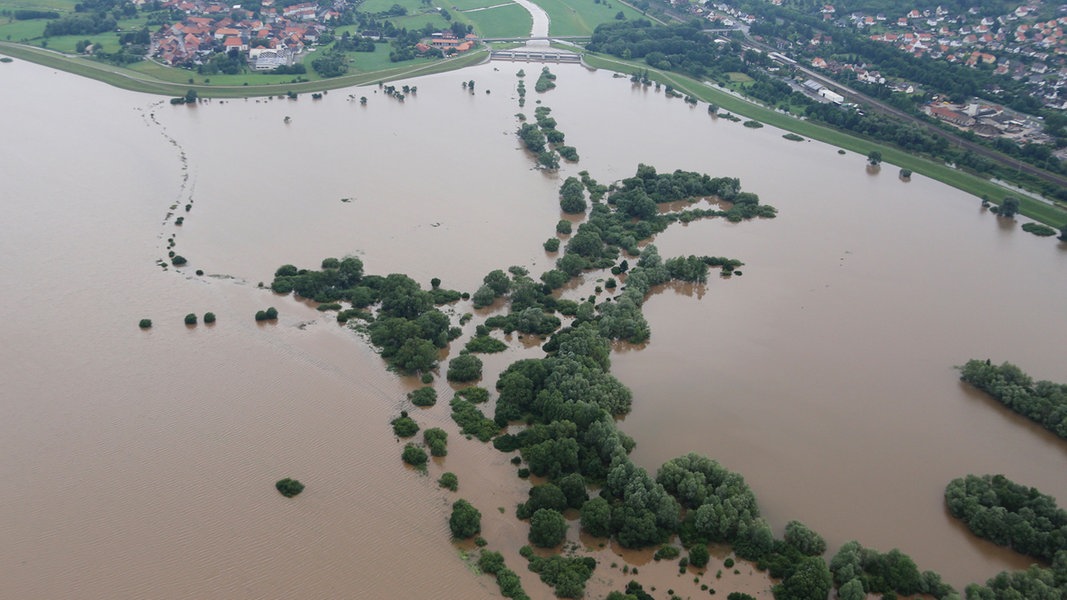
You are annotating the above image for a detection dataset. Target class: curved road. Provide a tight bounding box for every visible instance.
[512,0,550,45]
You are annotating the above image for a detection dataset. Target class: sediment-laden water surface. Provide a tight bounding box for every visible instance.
[2,56,1066,599]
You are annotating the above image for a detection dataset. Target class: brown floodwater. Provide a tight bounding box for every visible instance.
[2,55,1066,599]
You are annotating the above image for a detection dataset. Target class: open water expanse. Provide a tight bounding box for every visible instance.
[2,56,1066,598]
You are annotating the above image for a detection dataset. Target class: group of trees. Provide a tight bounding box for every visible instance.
[535,66,557,93]
[945,474,1067,562]
[829,540,952,599]
[520,546,597,598]
[516,105,575,169]
[271,259,463,375]
[477,550,530,600]
[311,48,349,78]
[332,30,377,53]
[266,155,823,599]
[560,177,588,214]
[587,20,747,80]
[43,13,117,36]
[608,164,774,222]
[959,359,1067,439]
[9,9,61,19]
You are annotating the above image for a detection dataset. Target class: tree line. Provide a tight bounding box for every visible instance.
[945,474,1067,563]
[959,359,1067,440]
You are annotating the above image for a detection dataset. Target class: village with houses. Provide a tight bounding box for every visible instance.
[815,2,1067,109]
[148,0,479,72]
[151,0,344,70]
[803,2,1067,147]
[657,0,1067,152]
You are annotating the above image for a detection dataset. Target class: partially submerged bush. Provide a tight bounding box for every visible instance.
[424,427,448,456]
[439,471,459,491]
[276,478,305,497]
[447,354,483,382]
[455,387,489,404]
[402,443,428,467]
[392,413,419,437]
[409,386,437,407]
[255,307,279,321]
[449,499,482,538]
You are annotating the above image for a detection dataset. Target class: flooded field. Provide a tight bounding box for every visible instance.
[2,56,1065,598]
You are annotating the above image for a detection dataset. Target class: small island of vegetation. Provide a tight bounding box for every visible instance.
[959,359,1067,439]
[275,477,305,498]
[945,473,1067,563]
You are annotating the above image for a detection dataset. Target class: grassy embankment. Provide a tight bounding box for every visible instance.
[582,52,1067,227]
[0,40,489,96]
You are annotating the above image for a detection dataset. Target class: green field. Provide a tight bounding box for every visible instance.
[359,0,426,14]
[0,0,77,12]
[0,16,56,42]
[446,0,511,10]
[527,0,647,37]
[383,12,451,30]
[463,3,531,38]
[582,52,1067,227]
[0,10,149,55]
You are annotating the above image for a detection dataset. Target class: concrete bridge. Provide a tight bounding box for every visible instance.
[489,50,582,62]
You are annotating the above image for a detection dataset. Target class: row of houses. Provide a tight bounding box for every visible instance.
[414,32,478,55]
[151,0,343,67]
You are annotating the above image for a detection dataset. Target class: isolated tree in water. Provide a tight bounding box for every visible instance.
[999,196,1020,218]
[449,499,481,539]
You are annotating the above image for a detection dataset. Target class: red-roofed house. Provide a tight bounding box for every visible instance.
[215,27,240,40]
[224,36,247,52]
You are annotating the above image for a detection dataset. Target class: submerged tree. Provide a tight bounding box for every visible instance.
[999,196,1020,219]
[449,499,482,538]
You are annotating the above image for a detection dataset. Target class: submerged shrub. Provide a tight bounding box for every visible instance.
[255,307,279,321]
[409,386,437,407]
[275,478,305,497]
[439,471,459,491]
[392,414,419,437]
[402,443,428,467]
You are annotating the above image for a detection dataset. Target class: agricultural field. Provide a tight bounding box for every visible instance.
[527,0,646,37]
[444,0,511,11]
[463,3,531,38]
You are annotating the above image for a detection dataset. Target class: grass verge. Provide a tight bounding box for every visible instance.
[0,41,489,97]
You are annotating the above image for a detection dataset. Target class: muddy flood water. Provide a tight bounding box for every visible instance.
[2,56,1066,599]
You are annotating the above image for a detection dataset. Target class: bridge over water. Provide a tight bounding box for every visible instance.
[489,49,582,62]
